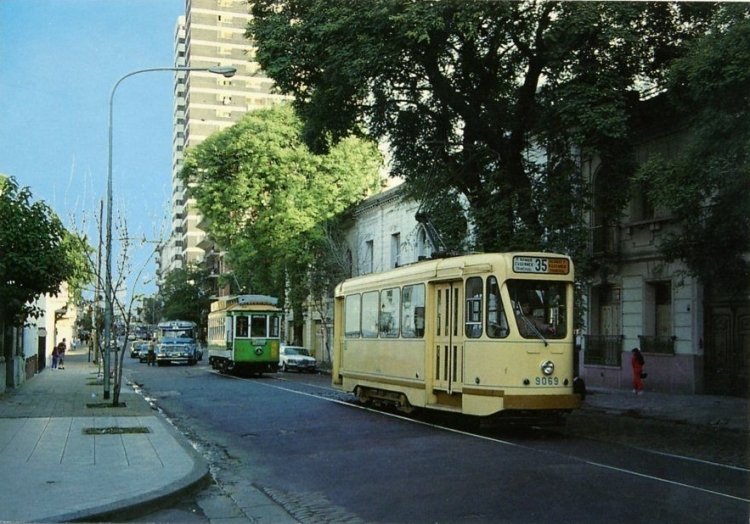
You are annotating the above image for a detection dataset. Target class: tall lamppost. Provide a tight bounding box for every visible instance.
[104,65,236,399]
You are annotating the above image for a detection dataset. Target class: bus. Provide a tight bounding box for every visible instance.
[332,252,582,421]
[207,294,282,375]
[155,320,200,366]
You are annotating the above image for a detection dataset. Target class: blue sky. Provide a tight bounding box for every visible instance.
[0,0,184,295]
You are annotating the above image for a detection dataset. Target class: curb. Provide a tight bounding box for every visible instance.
[47,376,212,523]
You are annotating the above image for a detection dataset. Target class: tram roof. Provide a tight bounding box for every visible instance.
[224,302,282,313]
[334,252,573,296]
[210,294,280,313]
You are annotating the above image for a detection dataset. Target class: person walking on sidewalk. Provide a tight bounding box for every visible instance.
[631,347,645,394]
[51,344,59,369]
[57,339,67,370]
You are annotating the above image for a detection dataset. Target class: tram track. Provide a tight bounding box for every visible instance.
[216,369,750,505]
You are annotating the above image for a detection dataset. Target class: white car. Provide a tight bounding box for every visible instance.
[279,345,317,373]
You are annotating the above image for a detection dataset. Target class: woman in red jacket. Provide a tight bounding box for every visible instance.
[631,347,645,394]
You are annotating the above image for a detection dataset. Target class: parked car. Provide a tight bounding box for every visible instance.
[279,345,317,373]
[130,340,148,359]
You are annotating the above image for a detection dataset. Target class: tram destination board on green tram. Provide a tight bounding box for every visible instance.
[512,256,570,275]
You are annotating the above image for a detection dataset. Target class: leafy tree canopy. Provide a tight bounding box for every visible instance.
[180,104,381,338]
[139,295,162,326]
[0,176,91,324]
[635,4,750,290]
[249,0,716,268]
[159,267,212,329]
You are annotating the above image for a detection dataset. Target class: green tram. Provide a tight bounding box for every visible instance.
[207,294,281,375]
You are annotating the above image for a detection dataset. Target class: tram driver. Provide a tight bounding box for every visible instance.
[516,301,556,338]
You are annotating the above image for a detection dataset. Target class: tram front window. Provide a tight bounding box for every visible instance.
[507,280,567,340]
[236,316,249,338]
[251,315,267,337]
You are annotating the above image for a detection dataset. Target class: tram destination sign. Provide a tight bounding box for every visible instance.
[512,256,570,275]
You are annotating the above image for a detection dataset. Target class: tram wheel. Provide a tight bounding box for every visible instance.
[356,387,372,406]
[397,394,415,414]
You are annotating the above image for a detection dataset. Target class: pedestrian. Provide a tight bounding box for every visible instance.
[51,344,59,369]
[147,338,156,366]
[58,339,67,370]
[631,347,645,395]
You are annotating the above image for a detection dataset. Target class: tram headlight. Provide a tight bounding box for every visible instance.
[541,360,555,376]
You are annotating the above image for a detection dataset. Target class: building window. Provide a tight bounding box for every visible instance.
[639,281,675,354]
[345,249,353,278]
[365,240,374,274]
[391,233,400,268]
[417,227,430,260]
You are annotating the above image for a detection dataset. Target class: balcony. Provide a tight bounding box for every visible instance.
[638,335,676,355]
[584,335,624,367]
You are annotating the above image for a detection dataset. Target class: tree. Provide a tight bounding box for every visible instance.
[249,1,716,267]
[0,176,91,325]
[0,176,92,380]
[635,4,750,292]
[139,295,162,325]
[159,267,212,337]
[181,104,381,342]
[109,229,164,404]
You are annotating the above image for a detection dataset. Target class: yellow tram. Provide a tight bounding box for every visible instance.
[332,252,582,420]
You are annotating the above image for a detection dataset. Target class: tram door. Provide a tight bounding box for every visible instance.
[434,281,463,394]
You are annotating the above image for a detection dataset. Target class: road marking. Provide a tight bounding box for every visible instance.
[586,461,750,503]
[244,376,750,504]
[625,445,749,472]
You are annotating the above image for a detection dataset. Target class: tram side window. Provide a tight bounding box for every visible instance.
[345,295,361,337]
[251,315,267,337]
[270,314,280,337]
[402,284,425,338]
[465,277,483,338]
[361,291,379,338]
[379,287,400,337]
[236,315,249,338]
[486,276,509,338]
[225,316,233,343]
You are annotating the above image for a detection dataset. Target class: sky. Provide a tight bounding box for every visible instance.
[0,0,185,296]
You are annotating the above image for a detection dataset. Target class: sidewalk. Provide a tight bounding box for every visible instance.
[0,347,208,523]
[582,386,749,433]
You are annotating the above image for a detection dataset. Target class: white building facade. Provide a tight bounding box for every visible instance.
[1,284,75,393]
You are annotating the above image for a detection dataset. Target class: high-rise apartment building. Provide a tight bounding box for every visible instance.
[159,0,286,282]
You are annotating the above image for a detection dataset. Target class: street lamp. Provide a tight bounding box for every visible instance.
[104,65,236,399]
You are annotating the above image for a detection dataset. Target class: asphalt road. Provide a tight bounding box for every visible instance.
[123,357,749,523]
